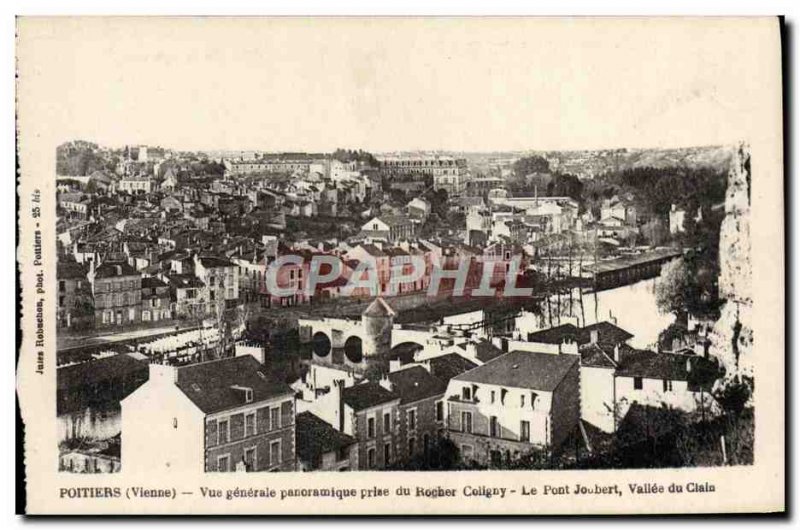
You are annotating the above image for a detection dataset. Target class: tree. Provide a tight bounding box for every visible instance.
[512,155,550,178]
[655,258,690,323]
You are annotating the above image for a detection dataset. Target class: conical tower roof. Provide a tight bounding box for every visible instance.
[362,297,396,318]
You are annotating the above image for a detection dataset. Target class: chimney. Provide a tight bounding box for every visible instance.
[379,374,393,392]
[465,341,478,359]
[389,358,401,373]
[613,343,620,363]
[589,329,599,344]
[686,358,692,373]
[149,361,178,384]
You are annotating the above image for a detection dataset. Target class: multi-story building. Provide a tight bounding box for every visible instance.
[163,273,206,319]
[89,261,142,327]
[295,411,358,472]
[193,255,240,312]
[57,261,94,330]
[360,215,416,243]
[140,276,172,323]
[379,156,467,179]
[122,354,296,473]
[341,382,401,470]
[385,366,447,460]
[118,175,154,195]
[445,350,580,466]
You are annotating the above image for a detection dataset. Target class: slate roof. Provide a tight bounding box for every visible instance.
[197,255,234,268]
[452,350,579,392]
[295,412,356,463]
[141,276,168,289]
[427,353,479,383]
[527,321,634,346]
[526,323,581,344]
[341,382,398,412]
[57,353,148,392]
[579,343,618,369]
[94,261,139,279]
[582,322,634,345]
[167,273,205,289]
[175,356,293,415]
[456,339,504,363]
[387,366,447,405]
[57,261,88,281]
[615,349,718,389]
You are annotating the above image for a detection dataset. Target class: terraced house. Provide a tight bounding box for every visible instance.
[89,260,142,327]
[122,353,296,473]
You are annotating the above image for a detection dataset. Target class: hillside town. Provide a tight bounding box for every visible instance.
[55,141,753,473]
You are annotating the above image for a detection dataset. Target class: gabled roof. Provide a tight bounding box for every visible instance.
[615,349,718,388]
[387,366,447,405]
[427,353,479,383]
[452,350,579,392]
[175,355,293,415]
[295,412,356,463]
[341,382,398,412]
[527,321,634,347]
[197,255,234,268]
[94,261,139,279]
[362,297,396,318]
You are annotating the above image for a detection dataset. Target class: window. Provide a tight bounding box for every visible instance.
[383,412,391,433]
[531,393,537,410]
[245,413,256,437]
[408,409,417,430]
[367,448,376,469]
[490,390,496,403]
[217,419,229,444]
[245,389,253,403]
[408,437,416,456]
[634,377,643,390]
[461,387,471,401]
[367,417,376,439]
[490,416,499,437]
[435,401,444,422]
[217,455,230,472]
[270,407,280,430]
[520,420,530,442]
[244,447,256,471]
[384,442,391,465]
[663,379,673,392]
[269,440,281,467]
[461,411,472,434]
[521,394,525,407]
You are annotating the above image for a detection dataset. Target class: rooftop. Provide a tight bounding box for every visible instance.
[176,355,293,414]
[453,350,579,392]
[387,366,447,405]
[295,411,356,463]
[341,382,398,412]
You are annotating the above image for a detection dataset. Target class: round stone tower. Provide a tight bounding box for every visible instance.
[361,297,396,360]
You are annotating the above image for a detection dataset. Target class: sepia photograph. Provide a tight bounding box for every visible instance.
[15,15,784,515]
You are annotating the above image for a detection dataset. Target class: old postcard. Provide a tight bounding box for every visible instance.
[16,17,784,515]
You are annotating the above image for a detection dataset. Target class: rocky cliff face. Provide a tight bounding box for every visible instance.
[710,144,753,380]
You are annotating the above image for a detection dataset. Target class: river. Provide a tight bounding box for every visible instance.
[515,277,675,349]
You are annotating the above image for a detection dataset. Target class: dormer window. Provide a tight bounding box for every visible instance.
[462,386,472,401]
[245,388,253,403]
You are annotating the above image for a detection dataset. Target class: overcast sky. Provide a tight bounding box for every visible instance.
[17,17,780,153]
